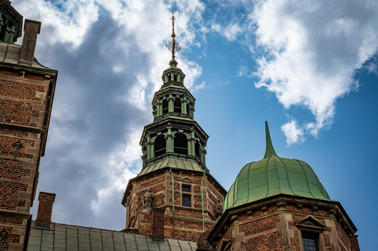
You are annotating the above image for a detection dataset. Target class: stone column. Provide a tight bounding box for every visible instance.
[166,127,174,153]
[168,96,174,113]
[182,99,188,115]
[187,131,196,156]
[146,135,153,159]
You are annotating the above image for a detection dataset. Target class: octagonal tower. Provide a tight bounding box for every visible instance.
[121,14,226,242]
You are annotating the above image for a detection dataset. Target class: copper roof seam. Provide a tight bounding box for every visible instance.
[265,157,271,199]
[295,159,317,199]
[100,228,104,250]
[122,232,127,251]
[277,156,297,197]
[111,229,116,251]
[247,162,251,209]
[305,160,331,199]
[65,223,68,251]
[272,157,282,195]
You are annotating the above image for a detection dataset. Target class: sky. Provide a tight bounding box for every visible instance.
[11,0,378,249]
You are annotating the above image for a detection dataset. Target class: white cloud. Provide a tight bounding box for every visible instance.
[211,22,242,41]
[251,0,378,143]
[12,0,206,229]
[223,23,243,41]
[281,120,304,145]
[14,0,99,47]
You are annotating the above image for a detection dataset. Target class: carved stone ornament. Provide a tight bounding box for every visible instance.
[214,199,223,219]
[295,215,325,233]
[142,188,154,214]
[178,176,196,183]
[197,231,215,251]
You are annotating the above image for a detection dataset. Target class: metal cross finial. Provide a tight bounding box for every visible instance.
[166,12,181,64]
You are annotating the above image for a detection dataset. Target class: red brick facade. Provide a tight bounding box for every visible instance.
[0,46,57,250]
[123,170,226,242]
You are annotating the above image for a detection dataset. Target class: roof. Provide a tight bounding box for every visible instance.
[138,156,207,177]
[223,122,331,213]
[0,43,52,70]
[27,222,198,251]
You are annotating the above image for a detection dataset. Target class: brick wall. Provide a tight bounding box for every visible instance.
[124,170,225,242]
[212,199,359,251]
[0,67,56,250]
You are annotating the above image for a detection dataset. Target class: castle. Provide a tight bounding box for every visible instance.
[0,2,359,250]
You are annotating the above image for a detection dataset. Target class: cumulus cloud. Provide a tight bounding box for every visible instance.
[211,22,243,41]
[12,0,206,229]
[251,0,378,144]
[281,120,305,145]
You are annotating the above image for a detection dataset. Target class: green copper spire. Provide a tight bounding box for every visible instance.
[263,121,277,159]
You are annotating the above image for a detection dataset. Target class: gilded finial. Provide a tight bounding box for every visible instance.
[171,12,176,38]
[166,12,181,66]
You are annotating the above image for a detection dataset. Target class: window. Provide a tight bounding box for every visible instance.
[174,99,181,113]
[154,135,166,158]
[302,233,318,251]
[162,100,168,114]
[174,133,187,155]
[195,141,200,158]
[182,184,191,207]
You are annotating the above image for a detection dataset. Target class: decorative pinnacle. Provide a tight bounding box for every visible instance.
[264,121,278,159]
[166,12,181,66]
[171,13,176,38]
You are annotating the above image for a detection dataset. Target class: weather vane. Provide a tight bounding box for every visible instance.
[166,12,181,65]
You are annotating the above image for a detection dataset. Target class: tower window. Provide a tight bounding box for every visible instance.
[154,135,166,158]
[182,184,191,207]
[174,133,187,155]
[162,100,168,114]
[195,141,200,158]
[302,233,318,251]
[174,99,181,113]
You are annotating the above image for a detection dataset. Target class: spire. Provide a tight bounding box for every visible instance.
[264,121,278,159]
[166,12,181,67]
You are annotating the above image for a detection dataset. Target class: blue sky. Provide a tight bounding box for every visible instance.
[12,0,378,249]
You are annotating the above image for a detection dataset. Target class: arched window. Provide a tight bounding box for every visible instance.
[162,100,168,114]
[195,141,200,158]
[174,99,181,113]
[174,133,187,155]
[154,135,166,158]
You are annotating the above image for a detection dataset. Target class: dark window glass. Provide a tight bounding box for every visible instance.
[195,141,200,158]
[182,184,191,193]
[182,194,191,207]
[302,233,318,251]
[154,135,166,157]
[174,99,181,113]
[174,133,187,155]
[162,100,168,114]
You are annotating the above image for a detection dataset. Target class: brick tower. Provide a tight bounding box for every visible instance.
[0,1,57,250]
[121,14,226,242]
[207,122,359,251]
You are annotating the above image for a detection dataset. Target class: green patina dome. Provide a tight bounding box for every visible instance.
[223,122,331,213]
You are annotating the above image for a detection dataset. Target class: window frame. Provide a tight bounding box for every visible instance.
[302,232,319,251]
[181,183,192,208]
